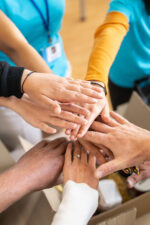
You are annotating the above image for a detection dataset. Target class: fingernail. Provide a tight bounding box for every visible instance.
[95,170,103,178]
[127,179,135,188]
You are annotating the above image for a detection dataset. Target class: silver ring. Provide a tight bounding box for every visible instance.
[76,154,81,159]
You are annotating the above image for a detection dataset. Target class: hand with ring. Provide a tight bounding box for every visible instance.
[63,141,99,190]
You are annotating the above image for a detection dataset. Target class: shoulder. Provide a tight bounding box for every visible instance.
[108,0,137,21]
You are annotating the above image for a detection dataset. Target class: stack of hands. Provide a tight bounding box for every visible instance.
[1,71,150,214]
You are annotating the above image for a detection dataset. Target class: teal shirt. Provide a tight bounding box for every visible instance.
[108,0,150,88]
[0,0,68,77]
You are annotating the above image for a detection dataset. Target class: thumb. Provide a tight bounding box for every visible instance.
[95,159,122,178]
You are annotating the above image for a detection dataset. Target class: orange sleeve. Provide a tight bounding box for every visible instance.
[85,12,129,88]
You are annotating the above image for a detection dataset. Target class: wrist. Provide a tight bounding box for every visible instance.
[90,81,107,95]
[21,69,32,93]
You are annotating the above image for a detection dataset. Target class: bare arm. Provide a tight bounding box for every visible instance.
[0,139,67,212]
[0,10,51,73]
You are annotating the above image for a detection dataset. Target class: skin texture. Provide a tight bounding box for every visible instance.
[82,111,150,179]
[0,138,68,213]
[127,161,150,188]
[4,95,89,134]
[21,70,104,114]
[63,142,99,190]
[66,88,110,140]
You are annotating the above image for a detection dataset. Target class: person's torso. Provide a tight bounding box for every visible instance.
[109,0,150,88]
[0,0,68,77]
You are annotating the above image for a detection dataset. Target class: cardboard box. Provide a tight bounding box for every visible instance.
[124,91,150,130]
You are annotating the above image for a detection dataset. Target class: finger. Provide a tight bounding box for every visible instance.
[65,143,72,166]
[56,110,87,125]
[34,140,49,149]
[67,79,101,92]
[96,144,114,159]
[127,173,146,188]
[79,139,106,164]
[73,141,81,163]
[60,103,89,117]
[101,102,110,123]
[102,117,119,127]
[41,95,61,113]
[70,125,81,140]
[67,85,104,99]
[77,123,90,139]
[53,142,68,156]
[48,117,77,130]
[95,159,125,178]
[65,90,99,104]
[81,148,88,164]
[80,83,103,93]
[83,131,108,147]
[91,121,113,133]
[89,154,96,169]
[38,122,57,134]
[45,138,67,149]
[110,111,129,125]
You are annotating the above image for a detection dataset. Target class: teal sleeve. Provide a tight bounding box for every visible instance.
[108,0,133,22]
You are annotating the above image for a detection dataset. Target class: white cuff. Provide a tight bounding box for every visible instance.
[51,180,99,225]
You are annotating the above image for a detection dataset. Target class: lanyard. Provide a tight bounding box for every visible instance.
[30,0,51,42]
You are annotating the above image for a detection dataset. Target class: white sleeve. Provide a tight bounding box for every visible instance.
[51,180,99,225]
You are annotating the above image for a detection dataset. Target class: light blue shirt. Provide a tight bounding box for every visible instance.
[108,0,150,88]
[0,0,68,77]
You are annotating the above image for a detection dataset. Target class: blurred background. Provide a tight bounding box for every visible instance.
[61,0,110,79]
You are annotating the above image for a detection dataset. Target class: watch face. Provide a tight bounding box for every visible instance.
[135,178,150,192]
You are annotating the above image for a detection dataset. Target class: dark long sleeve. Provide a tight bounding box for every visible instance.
[0,61,24,98]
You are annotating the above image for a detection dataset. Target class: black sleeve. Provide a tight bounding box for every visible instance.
[0,61,25,98]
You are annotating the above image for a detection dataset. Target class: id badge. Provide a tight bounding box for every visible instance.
[43,43,62,63]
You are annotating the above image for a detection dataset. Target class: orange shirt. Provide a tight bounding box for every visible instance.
[85,12,129,88]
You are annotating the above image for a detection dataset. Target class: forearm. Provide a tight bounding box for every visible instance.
[8,42,52,73]
[0,165,30,212]
[51,181,99,225]
[0,10,51,74]
[85,12,129,87]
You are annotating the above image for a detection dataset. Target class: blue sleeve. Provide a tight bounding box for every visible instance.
[108,0,133,22]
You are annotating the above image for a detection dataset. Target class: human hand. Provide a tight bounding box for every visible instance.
[21,71,104,113]
[15,138,68,192]
[63,142,99,190]
[127,161,150,188]
[82,111,150,179]
[79,139,107,165]
[66,95,109,140]
[10,96,88,134]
